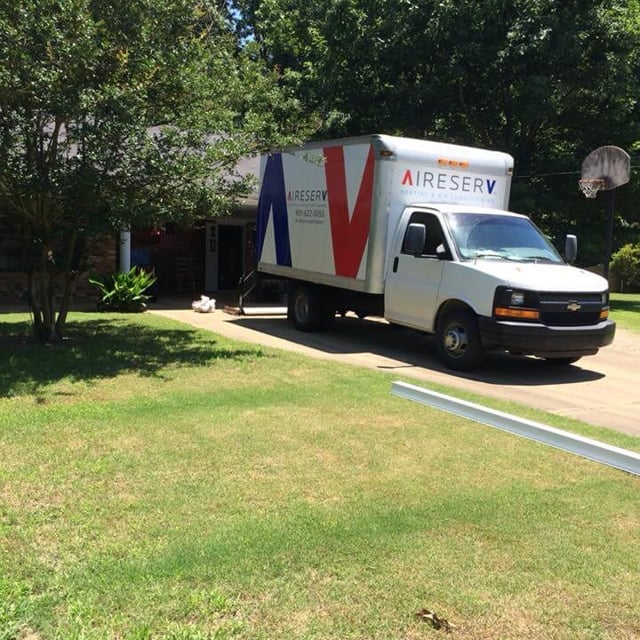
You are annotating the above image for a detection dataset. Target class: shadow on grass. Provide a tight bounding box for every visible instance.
[0,314,263,396]
[611,298,640,313]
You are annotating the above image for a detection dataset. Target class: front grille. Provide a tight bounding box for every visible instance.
[538,292,604,326]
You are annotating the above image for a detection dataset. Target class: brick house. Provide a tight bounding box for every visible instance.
[0,155,260,304]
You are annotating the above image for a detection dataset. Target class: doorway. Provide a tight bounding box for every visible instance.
[217,225,244,291]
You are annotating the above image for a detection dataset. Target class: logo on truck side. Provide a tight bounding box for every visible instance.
[256,153,292,267]
[324,145,375,278]
[401,169,497,195]
[287,189,328,203]
[257,146,375,279]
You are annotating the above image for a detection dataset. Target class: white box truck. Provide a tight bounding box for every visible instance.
[255,134,615,370]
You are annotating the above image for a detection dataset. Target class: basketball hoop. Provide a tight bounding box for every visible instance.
[578,178,606,199]
[579,146,630,198]
[579,145,631,281]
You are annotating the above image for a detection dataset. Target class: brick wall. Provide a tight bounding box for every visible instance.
[0,235,117,306]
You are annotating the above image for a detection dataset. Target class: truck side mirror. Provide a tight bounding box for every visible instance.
[404,223,426,255]
[564,234,577,263]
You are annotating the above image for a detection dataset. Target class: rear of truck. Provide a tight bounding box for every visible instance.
[256,136,386,290]
[255,135,394,328]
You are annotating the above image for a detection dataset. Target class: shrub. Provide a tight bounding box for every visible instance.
[611,243,640,291]
[89,267,157,312]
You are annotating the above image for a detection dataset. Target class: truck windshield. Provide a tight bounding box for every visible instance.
[444,212,563,263]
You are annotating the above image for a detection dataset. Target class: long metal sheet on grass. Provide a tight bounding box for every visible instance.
[391,380,640,476]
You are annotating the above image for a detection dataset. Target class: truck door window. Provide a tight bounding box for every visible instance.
[402,212,446,257]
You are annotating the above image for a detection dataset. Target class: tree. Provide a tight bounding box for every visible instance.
[611,243,640,291]
[232,0,640,262]
[0,0,312,343]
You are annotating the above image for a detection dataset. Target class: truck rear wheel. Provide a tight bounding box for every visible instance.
[436,308,485,371]
[290,284,334,331]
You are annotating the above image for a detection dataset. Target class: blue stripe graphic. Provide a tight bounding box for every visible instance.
[256,154,292,266]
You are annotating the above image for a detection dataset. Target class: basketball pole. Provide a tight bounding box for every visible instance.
[604,188,615,281]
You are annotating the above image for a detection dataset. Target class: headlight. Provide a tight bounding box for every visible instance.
[511,292,525,306]
[493,287,540,321]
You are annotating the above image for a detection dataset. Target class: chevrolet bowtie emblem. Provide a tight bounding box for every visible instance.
[566,302,582,311]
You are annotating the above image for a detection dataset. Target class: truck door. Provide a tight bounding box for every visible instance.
[384,211,448,332]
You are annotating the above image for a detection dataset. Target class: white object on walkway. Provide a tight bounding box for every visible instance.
[192,295,216,313]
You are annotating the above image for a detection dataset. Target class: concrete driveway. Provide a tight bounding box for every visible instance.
[150,302,640,439]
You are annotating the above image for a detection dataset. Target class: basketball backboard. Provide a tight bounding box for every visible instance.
[580,145,630,196]
[578,145,630,279]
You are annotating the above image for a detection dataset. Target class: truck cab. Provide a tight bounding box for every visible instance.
[385,205,615,370]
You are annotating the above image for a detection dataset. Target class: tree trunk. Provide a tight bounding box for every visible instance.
[26,233,83,344]
[55,270,78,339]
[28,268,58,343]
[27,245,60,344]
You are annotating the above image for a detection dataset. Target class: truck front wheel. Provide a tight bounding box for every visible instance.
[290,284,334,331]
[436,309,485,371]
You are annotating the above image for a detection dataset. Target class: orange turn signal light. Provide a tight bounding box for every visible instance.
[437,158,469,169]
[494,307,540,320]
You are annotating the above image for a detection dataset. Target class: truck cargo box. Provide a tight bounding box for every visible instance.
[256,134,514,293]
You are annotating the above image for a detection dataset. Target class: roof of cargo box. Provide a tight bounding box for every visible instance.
[372,135,514,175]
[280,134,514,176]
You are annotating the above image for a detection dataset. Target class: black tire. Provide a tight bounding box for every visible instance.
[544,356,581,366]
[290,284,334,331]
[436,308,485,371]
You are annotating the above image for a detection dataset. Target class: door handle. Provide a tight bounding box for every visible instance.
[392,256,399,273]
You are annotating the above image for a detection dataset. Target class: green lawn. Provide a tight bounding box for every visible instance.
[1,312,639,640]
[611,292,640,333]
